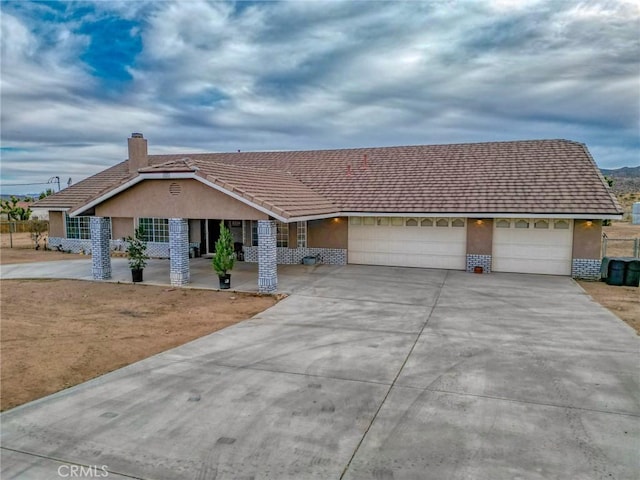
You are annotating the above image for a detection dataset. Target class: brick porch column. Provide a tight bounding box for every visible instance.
[169,218,190,286]
[90,216,111,280]
[258,219,277,293]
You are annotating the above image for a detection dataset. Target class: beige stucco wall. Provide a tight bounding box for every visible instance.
[572,219,602,259]
[467,218,493,255]
[112,217,133,239]
[49,211,64,237]
[289,222,298,248]
[189,219,201,244]
[309,217,348,249]
[95,179,268,220]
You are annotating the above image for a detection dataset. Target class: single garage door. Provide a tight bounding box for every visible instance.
[492,218,573,275]
[348,217,467,269]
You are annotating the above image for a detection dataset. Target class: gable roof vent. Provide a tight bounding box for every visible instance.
[169,182,182,196]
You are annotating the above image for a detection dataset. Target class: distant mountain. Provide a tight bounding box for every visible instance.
[600,165,640,194]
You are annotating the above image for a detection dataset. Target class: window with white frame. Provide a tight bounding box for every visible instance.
[139,218,169,242]
[297,221,307,247]
[65,214,91,239]
[250,220,289,247]
[276,221,288,247]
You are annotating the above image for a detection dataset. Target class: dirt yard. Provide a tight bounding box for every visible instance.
[1,223,637,410]
[602,222,640,257]
[0,231,86,264]
[1,231,39,249]
[578,281,640,335]
[0,279,278,411]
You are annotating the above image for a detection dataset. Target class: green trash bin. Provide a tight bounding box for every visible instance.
[624,260,640,287]
[606,260,626,286]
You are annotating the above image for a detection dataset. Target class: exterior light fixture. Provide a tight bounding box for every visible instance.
[476,219,483,225]
[586,220,593,227]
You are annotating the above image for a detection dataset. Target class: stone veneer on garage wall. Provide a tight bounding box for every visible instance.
[571,259,601,280]
[466,218,493,273]
[571,219,603,280]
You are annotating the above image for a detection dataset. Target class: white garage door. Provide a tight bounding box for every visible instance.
[348,217,467,270]
[492,219,573,275]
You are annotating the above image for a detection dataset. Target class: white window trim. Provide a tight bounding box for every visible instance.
[138,217,169,243]
[297,221,307,248]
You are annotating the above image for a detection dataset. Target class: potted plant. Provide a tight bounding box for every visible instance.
[125,227,149,283]
[212,221,235,289]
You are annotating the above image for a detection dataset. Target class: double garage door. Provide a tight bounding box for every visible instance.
[348,217,467,270]
[348,216,574,275]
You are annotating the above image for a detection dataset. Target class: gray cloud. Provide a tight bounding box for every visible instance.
[1,0,638,195]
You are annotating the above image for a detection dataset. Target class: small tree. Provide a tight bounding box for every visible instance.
[125,227,149,271]
[39,189,54,200]
[212,221,235,276]
[28,219,48,250]
[1,196,32,220]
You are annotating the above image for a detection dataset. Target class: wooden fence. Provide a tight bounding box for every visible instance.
[0,220,49,234]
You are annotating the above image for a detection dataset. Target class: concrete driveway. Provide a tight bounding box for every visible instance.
[1,266,638,479]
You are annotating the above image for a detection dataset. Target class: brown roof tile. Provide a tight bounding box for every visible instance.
[34,139,622,218]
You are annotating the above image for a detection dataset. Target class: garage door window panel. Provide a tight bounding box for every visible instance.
[534,220,549,229]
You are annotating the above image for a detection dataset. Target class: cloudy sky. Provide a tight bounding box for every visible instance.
[1,0,638,196]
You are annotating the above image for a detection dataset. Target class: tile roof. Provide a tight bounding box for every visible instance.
[34,139,623,218]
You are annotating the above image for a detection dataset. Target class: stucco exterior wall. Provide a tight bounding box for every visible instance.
[189,219,201,244]
[572,219,602,259]
[95,179,268,220]
[308,217,348,249]
[111,217,133,239]
[289,222,298,249]
[49,211,64,237]
[466,218,493,255]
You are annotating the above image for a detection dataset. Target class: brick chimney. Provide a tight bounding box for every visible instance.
[128,132,148,174]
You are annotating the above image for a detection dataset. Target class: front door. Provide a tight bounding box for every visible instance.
[207,219,221,253]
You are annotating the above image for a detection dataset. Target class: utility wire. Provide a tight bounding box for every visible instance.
[0,182,52,186]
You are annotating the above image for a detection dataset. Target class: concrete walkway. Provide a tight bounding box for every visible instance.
[0,257,341,293]
[1,265,638,479]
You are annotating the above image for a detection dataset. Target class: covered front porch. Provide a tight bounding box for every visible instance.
[0,256,342,294]
[89,217,281,292]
